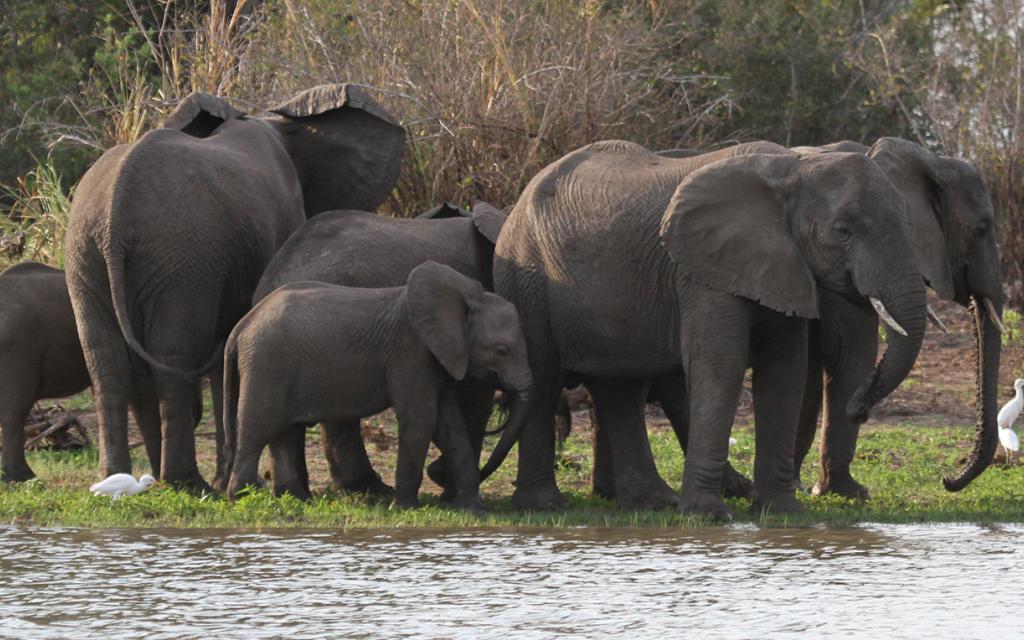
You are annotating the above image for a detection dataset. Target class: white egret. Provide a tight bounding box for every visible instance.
[89,473,156,499]
[997,378,1024,457]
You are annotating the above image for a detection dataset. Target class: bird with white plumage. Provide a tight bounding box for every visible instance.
[996,378,1024,459]
[89,473,156,499]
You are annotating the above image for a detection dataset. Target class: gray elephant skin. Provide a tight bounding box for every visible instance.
[789,138,1004,498]
[253,201,508,499]
[64,83,404,490]
[0,263,91,481]
[224,262,533,510]
[494,140,927,519]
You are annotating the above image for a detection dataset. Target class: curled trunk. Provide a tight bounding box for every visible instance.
[846,271,927,424]
[479,389,532,481]
[943,299,1000,491]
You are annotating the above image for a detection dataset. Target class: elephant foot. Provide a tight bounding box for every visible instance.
[751,491,805,515]
[339,470,395,498]
[680,493,733,522]
[2,465,36,483]
[273,480,312,502]
[165,473,214,495]
[616,478,679,510]
[426,457,456,497]
[391,494,420,510]
[511,479,567,511]
[211,473,228,494]
[812,474,870,500]
[452,492,485,515]
[721,464,754,499]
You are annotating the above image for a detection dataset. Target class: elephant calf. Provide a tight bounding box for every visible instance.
[0,263,91,481]
[223,262,534,510]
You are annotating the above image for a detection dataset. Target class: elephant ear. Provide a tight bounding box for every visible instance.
[470,201,506,244]
[162,93,245,138]
[406,261,485,380]
[417,202,470,219]
[868,137,955,300]
[266,83,406,216]
[660,154,819,318]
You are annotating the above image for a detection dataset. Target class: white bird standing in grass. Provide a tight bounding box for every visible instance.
[997,378,1024,457]
[89,473,156,499]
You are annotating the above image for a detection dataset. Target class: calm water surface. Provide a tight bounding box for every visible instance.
[0,524,1019,639]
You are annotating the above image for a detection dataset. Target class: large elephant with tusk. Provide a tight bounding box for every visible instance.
[493,140,928,518]
[789,138,1004,498]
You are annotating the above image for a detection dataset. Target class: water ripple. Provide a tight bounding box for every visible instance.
[0,524,1019,639]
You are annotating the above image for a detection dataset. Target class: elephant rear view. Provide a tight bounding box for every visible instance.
[65,84,404,488]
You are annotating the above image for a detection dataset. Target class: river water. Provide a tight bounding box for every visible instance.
[0,524,1019,639]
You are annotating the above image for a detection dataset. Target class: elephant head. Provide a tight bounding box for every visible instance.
[163,83,405,216]
[405,262,532,480]
[868,137,1003,491]
[660,152,927,424]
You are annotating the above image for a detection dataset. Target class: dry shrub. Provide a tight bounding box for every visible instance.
[235,0,734,214]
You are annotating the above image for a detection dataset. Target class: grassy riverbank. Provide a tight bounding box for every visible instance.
[2,420,1021,529]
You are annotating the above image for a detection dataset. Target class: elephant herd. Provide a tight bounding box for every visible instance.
[0,82,1004,520]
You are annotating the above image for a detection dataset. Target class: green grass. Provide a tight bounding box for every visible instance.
[2,422,1022,529]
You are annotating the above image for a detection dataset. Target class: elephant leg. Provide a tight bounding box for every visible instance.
[814,296,877,499]
[209,367,229,492]
[269,426,310,501]
[154,372,210,492]
[653,375,754,500]
[554,391,572,449]
[391,391,439,510]
[590,393,616,499]
[427,379,494,501]
[750,317,807,514]
[432,385,483,512]
[510,374,566,510]
[0,383,35,482]
[586,378,678,510]
[679,293,752,521]
[321,420,393,497]
[72,292,134,478]
[129,384,162,478]
[792,321,823,492]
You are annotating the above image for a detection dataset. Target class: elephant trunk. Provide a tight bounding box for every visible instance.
[847,270,927,424]
[479,387,532,481]
[942,298,1001,490]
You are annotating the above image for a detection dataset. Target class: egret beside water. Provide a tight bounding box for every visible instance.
[89,474,156,499]
[996,378,1024,454]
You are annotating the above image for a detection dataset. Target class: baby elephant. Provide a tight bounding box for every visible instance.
[0,263,90,481]
[223,261,533,510]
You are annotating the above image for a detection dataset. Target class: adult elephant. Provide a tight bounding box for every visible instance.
[788,138,1004,498]
[65,83,404,489]
[251,201,507,497]
[494,140,927,515]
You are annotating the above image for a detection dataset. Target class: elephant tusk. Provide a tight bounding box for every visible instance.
[926,305,949,334]
[980,296,1006,334]
[870,296,908,337]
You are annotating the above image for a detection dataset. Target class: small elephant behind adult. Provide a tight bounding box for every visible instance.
[0,263,91,481]
[251,201,508,498]
[224,262,534,509]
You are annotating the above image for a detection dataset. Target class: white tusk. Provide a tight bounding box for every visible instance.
[981,296,1006,334]
[870,296,908,336]
[926,305,949,334]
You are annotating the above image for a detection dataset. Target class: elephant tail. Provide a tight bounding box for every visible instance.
[106,249,222,380]
[222,338,241,480]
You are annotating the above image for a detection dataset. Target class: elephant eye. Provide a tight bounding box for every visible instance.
[834,223,852,240]
[495,345,511,358]
[974,222,989,238]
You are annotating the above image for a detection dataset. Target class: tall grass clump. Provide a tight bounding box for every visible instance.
[0,162,73,269]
